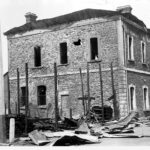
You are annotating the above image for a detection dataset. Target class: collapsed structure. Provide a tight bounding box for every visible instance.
[4,5,150,119]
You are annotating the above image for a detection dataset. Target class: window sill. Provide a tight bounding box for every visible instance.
[38,105,47,109]
[128,59,135,62]
[57,63,69,67]
[31,66,44,69]
[143,109,150,111]
[142,63,147,66]
[20,105,47,109]
[88,60,101,63]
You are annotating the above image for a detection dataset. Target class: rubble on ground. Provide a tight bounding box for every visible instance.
[4,110,150,146]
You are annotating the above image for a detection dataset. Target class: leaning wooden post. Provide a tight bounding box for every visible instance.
[25,63,29,134]
[110,62,118,120]
[7,72,11,114]
[0,25,6,143]
[79,68,85,115]
[17,68,20,115]
[87,63,90,113]
[54,62,58,130]
[99,62,104,125]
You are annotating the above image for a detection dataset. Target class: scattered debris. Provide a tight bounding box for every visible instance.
[28,130,51,145]
[53,135,98,146]
[75,120,90,134]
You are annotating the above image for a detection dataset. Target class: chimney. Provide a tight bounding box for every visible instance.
[116,5,132,14]
[25,12,37,23]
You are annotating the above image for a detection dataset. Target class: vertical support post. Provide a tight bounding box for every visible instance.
[17,68,20,115]
[79,68,85,115]
[70,108,72,119]
[25,63,29,134]
[99,62,104,125]
[110,62,118,120]
[87,63,90,113]
[0,25,6,143]
[54,62,58,130]
[7,72,11,115]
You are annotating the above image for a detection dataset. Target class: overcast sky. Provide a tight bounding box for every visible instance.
[0,0,150,73]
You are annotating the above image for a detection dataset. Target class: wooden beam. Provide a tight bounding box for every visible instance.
[17,68,20,115]
[99,62,104,125]
[87,63,90,113]
[0,25,6,143]
[54,62,58,130]
[25,63,29,134]
[7,72,11,114]
[79,68,85,115]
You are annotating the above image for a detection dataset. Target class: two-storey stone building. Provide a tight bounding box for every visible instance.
[4,6,150,118]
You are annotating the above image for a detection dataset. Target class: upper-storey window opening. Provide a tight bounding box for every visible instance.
[60,42,68,64]
[37,85,46,106]
[90,37,98,60]
[34,46,41,67]
[141,41,146,63]
[128,35,134,61]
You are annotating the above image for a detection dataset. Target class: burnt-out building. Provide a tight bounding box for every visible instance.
[4,6,150,118]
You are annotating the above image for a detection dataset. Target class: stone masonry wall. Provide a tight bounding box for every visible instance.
[8,18,122,117]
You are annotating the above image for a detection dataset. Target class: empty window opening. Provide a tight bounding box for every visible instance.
[143,86,149,110]
[60,42,68,64]
[141,42,146,63]
[129,85,136,110]
[34,46,41,67]
[128,36,134,60]
[90,38,98,60]
[21,87,26,107]
[37,86,46,105]
[73,39,81,46]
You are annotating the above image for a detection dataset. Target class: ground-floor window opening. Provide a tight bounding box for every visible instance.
[21,86,26,107]
[37,85,46,106]
[143,86,149,110]
[129,85,136,110]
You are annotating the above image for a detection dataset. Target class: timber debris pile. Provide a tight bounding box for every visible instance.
[3,110,150,146]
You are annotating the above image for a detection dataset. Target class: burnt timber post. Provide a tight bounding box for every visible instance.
[87,63,90,113]
[0,26,6,143]
[17,68,20,115]
[54,62,58,130]
[7,72,11,114]
[79,68,85,115]
[99,62,104,124]
[25,63,29,134]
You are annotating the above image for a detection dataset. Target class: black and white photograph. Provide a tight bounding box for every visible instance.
[0,0,150,147]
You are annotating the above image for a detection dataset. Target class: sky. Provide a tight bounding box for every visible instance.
[0,0,150,74]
